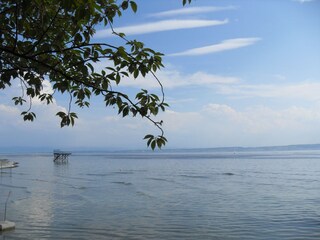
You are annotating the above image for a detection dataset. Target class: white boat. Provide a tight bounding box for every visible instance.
[0,159,19,169]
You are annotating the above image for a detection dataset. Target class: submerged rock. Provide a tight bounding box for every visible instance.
[222,172,235,176]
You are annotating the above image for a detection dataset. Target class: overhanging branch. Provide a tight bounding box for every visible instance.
[0,45,165,136]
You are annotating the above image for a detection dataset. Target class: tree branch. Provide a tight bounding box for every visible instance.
[24,6,61,55]
[29,42,118,57]
[107,19,166,105]
[0,45,155,117]
[0,5,15,16]
[68,91,72,115]
[1,0,170,148]
[151,71,165,105]
[12,2,19,52]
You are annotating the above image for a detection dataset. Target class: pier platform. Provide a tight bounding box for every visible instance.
[53,150,71,162]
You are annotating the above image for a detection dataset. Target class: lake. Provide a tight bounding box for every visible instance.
[1,150,320,239]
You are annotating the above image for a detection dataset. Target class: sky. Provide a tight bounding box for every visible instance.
[1,0,320,150]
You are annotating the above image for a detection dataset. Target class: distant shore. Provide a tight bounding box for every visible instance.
[1,143,320,155]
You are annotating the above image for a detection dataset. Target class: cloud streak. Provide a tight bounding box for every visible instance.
[150,6,236,17]
[168,38,261,56]
[117,70,239,89]
[95,19,228,38]
[217,82,320,101]
[293,0,314,3]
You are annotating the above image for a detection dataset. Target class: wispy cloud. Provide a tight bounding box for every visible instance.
[168,38,261,57]
[95,19,228,38]
[150,6,236,18]
[217,82,320,101]
[293,0,314,3]
[117,70,239,89]
[0,104,19,116]
[273,74,287,81]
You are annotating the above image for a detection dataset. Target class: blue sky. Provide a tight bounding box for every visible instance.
[1,0,320,150]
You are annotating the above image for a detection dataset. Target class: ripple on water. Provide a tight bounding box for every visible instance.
[1,152,320,239]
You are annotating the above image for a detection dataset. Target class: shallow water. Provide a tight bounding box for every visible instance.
[1,150,320,239]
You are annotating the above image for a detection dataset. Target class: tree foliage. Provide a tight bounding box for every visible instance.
[0,0,191,149]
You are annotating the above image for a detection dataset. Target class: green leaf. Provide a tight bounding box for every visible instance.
[182,0,191,6]
[122,106,129,117]
[130,1,138,13]
[147,137,153,147]
[56,111,66,118]
[156,139,162,149]
[121,1,128,10]
[1,0,169,149]
[22,112,36,122]
[133,69,139,78]
[151,140,156,150]
[144,134,153,139]
[74,33,83,43]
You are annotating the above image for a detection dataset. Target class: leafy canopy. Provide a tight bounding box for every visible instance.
[0,0,190,149]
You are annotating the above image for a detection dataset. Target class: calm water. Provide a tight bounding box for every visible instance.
[1,150,320,239]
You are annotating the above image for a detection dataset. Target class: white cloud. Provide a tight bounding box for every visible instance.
[273,74,286,81]
[118,70,239,89]
[32,80,59,106]
[160,104,320,148]
[202,104,320,135]
[0,79,67,128]
[103,66,320,105]
[150,6,236,17]
[2,92,320,149]
[0,104,22,127]
[217,82,320,101]
[160,110,203,132]
[293,0,314,3]
[0,104,20,115]
[168,38,261,56]
[95,19,228,38]
[41,79,54,95]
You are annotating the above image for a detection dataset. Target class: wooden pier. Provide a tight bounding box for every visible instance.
[53,150,71,162]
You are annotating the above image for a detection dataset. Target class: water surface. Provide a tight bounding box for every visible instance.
[1,150,320,239]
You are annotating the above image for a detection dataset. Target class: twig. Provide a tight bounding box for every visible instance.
[13,2,19,52]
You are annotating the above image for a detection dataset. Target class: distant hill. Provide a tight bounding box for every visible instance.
[1,143,320,154]
[193,144,320,152]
